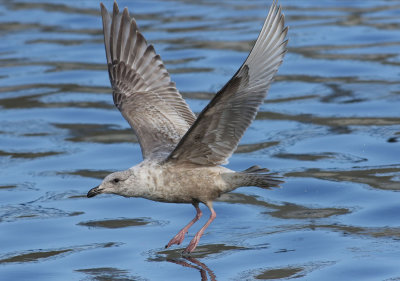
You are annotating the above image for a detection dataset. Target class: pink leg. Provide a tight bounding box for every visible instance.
[184,202,216,253]
[165,202,202,248]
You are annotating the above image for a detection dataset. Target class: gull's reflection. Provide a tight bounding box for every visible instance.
[152,244,241,279]
[167,256,216,281]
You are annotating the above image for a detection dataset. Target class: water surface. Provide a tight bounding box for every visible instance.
[1,0,400,280]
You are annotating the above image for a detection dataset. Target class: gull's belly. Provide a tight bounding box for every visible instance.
[138,163,233,203]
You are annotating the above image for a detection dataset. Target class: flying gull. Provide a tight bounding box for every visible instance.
[87,1,288,253]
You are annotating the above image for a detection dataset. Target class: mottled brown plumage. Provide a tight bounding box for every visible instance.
[87,0,287,253]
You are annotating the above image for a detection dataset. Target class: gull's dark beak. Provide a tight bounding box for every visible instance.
[87,186,101,198]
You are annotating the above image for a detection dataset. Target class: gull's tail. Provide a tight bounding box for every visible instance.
[237,165,284,189]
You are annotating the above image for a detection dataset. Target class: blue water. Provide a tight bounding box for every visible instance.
[1,0,400,280]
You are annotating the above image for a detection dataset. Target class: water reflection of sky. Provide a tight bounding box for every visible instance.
[0,0,399,280]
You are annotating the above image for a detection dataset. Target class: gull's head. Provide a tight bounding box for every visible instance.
[87,170,131,198]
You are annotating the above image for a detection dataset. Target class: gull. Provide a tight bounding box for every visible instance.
[87,1,288,253]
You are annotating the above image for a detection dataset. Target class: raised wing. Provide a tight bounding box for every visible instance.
[101,2,196,160]
[167,2,288,165]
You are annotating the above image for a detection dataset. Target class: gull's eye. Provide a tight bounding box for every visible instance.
[113,178,120,184]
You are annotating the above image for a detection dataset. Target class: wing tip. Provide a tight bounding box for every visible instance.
[122,7,129,19]
[113,1,119,14]
[100,2,109,19]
